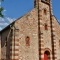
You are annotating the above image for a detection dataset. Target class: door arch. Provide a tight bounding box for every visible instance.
[44,51,50,60]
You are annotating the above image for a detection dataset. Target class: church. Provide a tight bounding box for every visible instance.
[0,0,60,60]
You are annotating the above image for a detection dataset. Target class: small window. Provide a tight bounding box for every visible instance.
[59,40,60,47]
[5,37,7,46]
[45,23,48,30]
[44,9,47,15]
[41,0,50,3]
[25,36,30,46]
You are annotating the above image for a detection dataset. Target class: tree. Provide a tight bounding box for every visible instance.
[0,7,4,17]
[0,0,4,2]
[0,0,4,18]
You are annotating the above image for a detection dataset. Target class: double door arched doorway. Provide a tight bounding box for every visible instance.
[44,51,50,60]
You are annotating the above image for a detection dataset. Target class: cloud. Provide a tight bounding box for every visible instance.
[0,17,15,31]
[0,22,8,25]
[6,17,15,23]
[0,17,5,22]
[3,10,6,12]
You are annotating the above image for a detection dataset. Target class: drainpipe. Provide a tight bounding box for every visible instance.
[49,0,55,60]
[37,0,41,60]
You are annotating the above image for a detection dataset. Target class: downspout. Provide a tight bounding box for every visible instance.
[38,1,41,60]
[34,0,41,60]
[49,0,55,60]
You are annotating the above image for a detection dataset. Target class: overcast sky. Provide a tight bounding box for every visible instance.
[0,0,60,30]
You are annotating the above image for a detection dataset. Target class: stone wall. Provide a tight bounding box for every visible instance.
[52,16,60,60]
[38,1,52,60]
[0,0,60,60]
[1,27,14,60]
[14,8,39,60]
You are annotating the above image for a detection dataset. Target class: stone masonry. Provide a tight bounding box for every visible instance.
[0,0,60,60]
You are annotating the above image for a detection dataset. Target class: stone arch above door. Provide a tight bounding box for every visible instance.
[44,48,51,54]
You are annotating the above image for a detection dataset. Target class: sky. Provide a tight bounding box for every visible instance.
[52,0,60,21]
[0,0,60,30]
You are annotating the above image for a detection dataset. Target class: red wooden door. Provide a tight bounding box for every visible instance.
[44,54,48,60]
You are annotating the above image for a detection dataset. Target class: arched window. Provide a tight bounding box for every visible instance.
[25,36,30,46]
[41,0,50,4]
[44,9,47,15]
[44,51,50,60]
[45,23,48,30]
[59,40,60,48]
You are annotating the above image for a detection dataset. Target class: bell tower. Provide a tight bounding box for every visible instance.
[34,0,55,60]
[34,0,53,14]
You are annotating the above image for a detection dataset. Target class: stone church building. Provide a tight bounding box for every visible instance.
[0,0,60,60]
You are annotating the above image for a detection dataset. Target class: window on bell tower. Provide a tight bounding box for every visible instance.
[41,0,50,4]
[45,23,48,30]
[44,8,47,15]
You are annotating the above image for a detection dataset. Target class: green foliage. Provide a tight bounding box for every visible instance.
[0,0,4,18]
[0,13,4,17]
[0,0,4,2]
[0,7,4,12]
[0,7,4,17]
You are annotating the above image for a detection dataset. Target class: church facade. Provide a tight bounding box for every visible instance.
[0,0,60,60]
